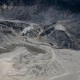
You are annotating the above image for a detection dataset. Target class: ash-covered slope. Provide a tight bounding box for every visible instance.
[37,20,80,50]
[0,20,42,48]
[0,22,16,48]
[0,19,80,50]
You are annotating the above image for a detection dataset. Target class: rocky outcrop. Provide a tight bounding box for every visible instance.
[0,19,80,50]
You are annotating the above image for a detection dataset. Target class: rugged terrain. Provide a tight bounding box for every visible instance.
[0,19,80,80]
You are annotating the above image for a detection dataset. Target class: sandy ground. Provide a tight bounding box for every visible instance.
[0,43,80,80]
